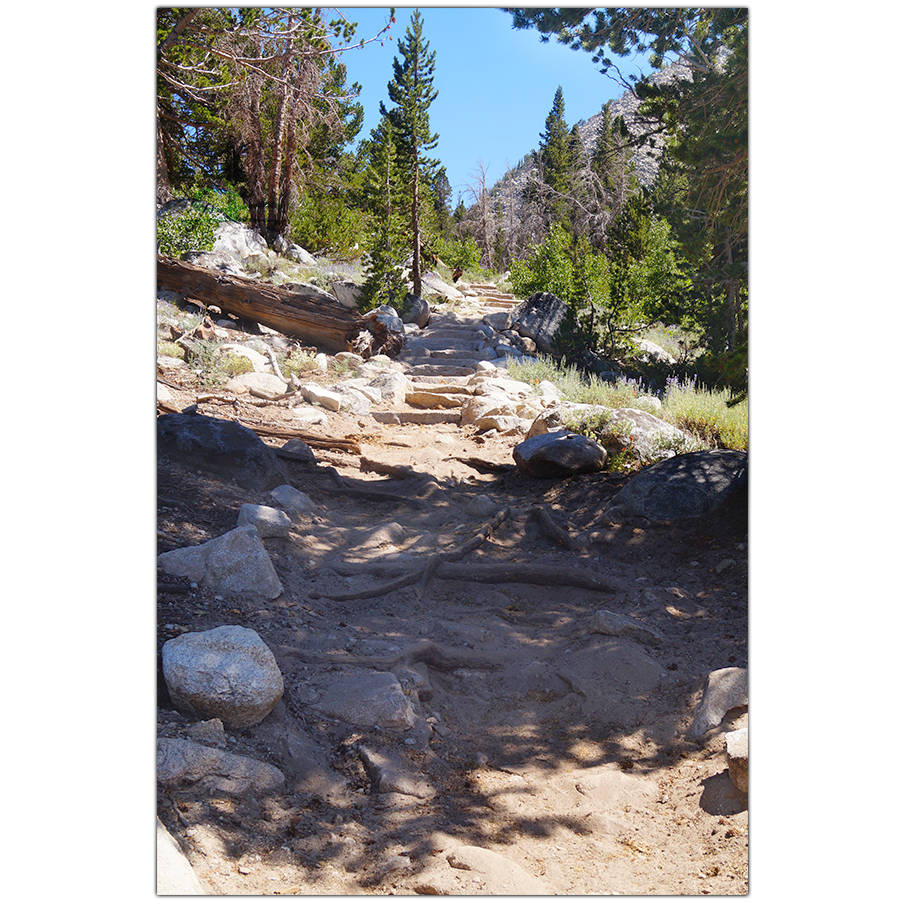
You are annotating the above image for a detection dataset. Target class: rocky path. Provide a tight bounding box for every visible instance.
[156,280,749,896]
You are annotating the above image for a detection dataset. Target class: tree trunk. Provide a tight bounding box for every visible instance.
[411,151,422,297]
[156,255,404,356]
[266,20,294,243]
[156,111,173,206]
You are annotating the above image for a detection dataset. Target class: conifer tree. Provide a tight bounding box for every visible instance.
[360,116,408,311]
[539,87,572,195]
[380,9,440,297]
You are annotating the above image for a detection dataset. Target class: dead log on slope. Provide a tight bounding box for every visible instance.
[156,255,403,356]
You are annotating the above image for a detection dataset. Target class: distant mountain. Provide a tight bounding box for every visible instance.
[488,58,695,204]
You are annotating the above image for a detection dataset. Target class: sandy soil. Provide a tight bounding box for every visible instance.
[156,303,748,896]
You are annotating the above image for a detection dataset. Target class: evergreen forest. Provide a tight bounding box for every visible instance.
[157,7,749,402]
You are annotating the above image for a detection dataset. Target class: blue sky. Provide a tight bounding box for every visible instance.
[334,6,651,204]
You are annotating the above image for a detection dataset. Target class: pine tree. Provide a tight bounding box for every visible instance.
[380,9,440,297]
[537,86,574,227]
[360,116,408,311]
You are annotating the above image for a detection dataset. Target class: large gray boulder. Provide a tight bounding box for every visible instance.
[513,429,607,478]
[161,625,285,728]
[402,294,431,329]
[157,413,287,490]
[157,737,285,793]
[329,280,364,310]
[157,525,284,599]
[607,449,747,521]
[509,291,570,354]
[213,220,268,261]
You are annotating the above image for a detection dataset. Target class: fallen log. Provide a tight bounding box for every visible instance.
[156,254,403,356]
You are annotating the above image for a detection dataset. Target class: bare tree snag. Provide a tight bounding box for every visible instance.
[156,255,404,356]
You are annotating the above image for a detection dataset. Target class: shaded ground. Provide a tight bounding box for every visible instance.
[156,317,748,895]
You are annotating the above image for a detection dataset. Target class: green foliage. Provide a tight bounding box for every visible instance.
[378,8,440,296]
[291,192,369,260]
[504,6,749,386]
[359,116,409,311]
[508,223,575,301]
[505,354,747,453]
[156,205,219,257]
[661,376,748,450]
[277,349,320,379]
[186,180,249,223]
[433,235,484,275]
[182,341,254,388]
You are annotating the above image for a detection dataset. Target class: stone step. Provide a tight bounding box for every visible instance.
[408,350,489,363]
[405,363,477,377]
[405,374,477,386]
[408,358,484,372]
[372,410,461,425]
[410,381,471,395]
[405,389,471,408]
[404,337,486,352]
[410,328,488,338]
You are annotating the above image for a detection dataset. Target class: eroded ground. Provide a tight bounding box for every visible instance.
[157,378,748,895]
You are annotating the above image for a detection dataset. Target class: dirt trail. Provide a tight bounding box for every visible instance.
[157,286,748,895]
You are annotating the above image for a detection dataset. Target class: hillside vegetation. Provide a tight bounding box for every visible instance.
[157,8,748,404]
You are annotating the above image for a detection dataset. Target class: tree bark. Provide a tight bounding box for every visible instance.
[156,255,404,355]
[156,110,172,206]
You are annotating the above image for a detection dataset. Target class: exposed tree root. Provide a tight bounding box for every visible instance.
[532,505,585,552]
[431,561,623,592]
[309,509,511,602]
[272,639,503,673]
[316,465,425,509]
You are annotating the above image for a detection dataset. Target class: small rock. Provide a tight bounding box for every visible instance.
[291,406,328,426]
[725,727,748,793]
[299,382,342,412]
[466,495,498,518]
[237,503,292,537]
[293,670,417,731]
[357,744,437,799]
[279,438,316,463]
[223,372,288,397]
[589,609,665,647]
[270,484,317,516]
[183,718,227,748]
[690,667,748,739]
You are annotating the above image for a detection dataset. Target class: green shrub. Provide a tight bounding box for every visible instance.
[433,235,482,274]
[157,205,219,257]
[180,341,254,387]
[291,194,370,260]
[508,224,575,301]
[506,354,748,453]
[660,377,748,450]
[187,183,249,223]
